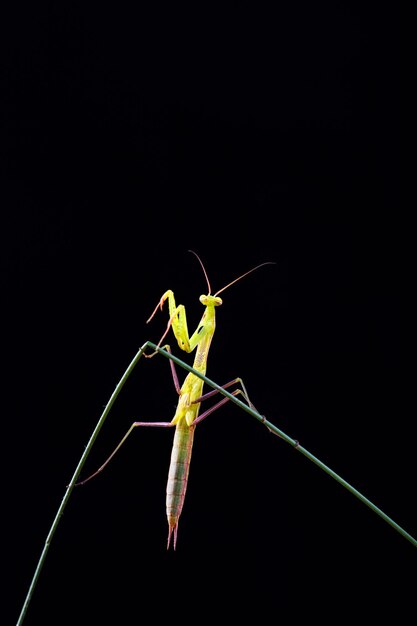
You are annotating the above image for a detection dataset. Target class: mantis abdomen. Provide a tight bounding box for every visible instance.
[166,420,196,549]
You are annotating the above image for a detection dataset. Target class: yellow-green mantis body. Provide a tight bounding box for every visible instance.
[77,251,275,548]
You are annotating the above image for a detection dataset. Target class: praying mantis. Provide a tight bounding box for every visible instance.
[76,251,275,549]
[16,250,417,626]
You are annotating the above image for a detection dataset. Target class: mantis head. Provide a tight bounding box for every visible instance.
[199,294,223,307]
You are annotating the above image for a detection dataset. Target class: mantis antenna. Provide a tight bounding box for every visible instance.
[188,249,276,297]
[188,249,212,294]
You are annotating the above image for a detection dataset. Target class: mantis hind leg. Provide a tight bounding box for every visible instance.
[192,377,261,426]
[192,378,285,438]
[196,377,257,409]
[75,420,176,486]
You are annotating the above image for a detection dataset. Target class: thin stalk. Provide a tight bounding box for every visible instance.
[17,341,416,625]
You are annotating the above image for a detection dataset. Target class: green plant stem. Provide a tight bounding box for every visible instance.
[17,341,416,625]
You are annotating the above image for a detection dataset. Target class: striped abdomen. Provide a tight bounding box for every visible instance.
[166,419,195,549]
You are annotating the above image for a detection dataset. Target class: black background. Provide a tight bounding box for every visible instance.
[3,4,410,625]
